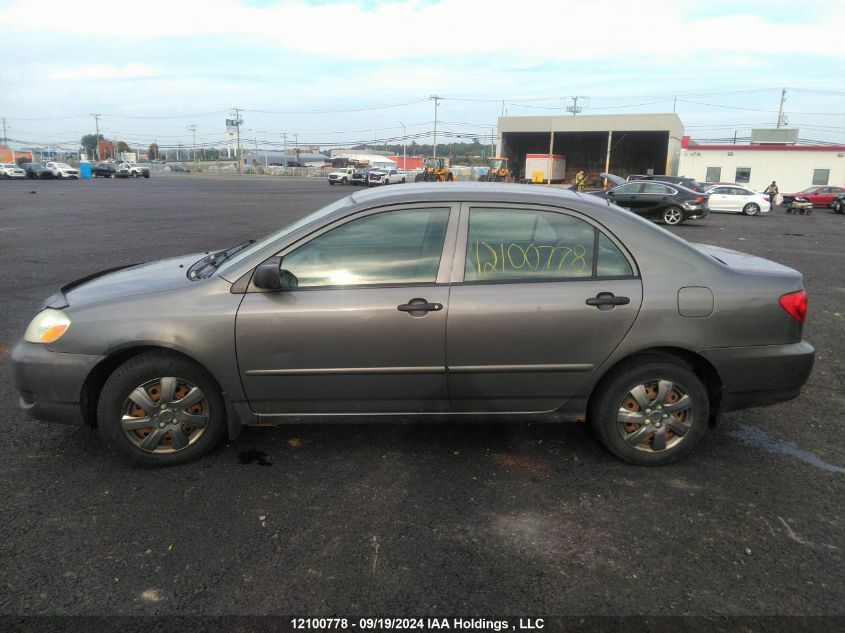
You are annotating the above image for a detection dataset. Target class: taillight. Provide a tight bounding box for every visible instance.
[694,196,706,203]
[779,290,807,323]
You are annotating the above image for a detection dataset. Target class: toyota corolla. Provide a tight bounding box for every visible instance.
[11,184,814,466]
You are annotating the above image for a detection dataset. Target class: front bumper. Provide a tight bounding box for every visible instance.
[699,340,815,412]
[9,341,104,425]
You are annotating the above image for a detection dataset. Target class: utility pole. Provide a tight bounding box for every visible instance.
[776,88,787,128]
[1,118,7,148]
[431,95,440,158]
[188,124,197,168]
[283,132,287,168]
[231,108,243,174]
[566,96,587,115]
[399,121,406,170]
[91,113,101,160]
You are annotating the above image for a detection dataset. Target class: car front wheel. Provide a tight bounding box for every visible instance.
[97,351,227,466]
[662,206,684,225]
[743,202,760,216]
[589,358,709,465]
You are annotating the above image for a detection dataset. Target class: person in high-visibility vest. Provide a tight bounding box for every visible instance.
[574,169,587,192]
[764,181,780,207]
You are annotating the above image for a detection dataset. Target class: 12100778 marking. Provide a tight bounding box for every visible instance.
[473,241,588,277]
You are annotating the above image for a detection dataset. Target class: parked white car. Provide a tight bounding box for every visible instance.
[45,162,79,179]
[1,163,27,179]
[367,168,406,186]
[704,184,770,215]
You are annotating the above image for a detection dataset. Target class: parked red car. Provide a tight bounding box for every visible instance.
[782,185,845,207]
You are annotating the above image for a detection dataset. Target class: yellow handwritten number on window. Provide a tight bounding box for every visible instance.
[474,242,587,278]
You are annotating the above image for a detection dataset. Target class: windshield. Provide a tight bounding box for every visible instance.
[490,159,505,169]
[424,158,441,168]
[216,196,353,275]
[800,187,821,193]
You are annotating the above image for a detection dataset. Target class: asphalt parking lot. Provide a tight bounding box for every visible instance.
[0,176,843,623]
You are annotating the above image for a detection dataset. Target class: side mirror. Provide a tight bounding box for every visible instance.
[253,257,283,290]
[606,190,615,196]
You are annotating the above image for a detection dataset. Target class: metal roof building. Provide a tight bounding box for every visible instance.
[498,113,685,183]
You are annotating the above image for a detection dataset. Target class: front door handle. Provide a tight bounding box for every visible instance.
[586,292,630,310]
[398,298,443,316]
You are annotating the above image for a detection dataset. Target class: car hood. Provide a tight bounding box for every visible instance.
[600,172,627,186]
[46,253,208,308]
[690,243,801,277]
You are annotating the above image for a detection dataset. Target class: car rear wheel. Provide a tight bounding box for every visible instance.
[589,358,708,465]
[97,351,227,466]
[662,206,684,225]
[743,202,760,216]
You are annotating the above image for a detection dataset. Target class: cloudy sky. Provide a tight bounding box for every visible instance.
[2,0,844,153]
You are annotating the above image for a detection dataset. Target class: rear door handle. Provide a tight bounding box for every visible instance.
[586,292,630,310]
[398,298,443,316]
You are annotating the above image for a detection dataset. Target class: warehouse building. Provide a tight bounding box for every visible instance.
[497,113,684,183]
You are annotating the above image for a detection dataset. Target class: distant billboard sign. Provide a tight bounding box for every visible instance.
[226,118,240,135]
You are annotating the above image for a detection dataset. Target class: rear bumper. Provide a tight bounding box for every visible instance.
[699,340,815,412]
[9,340,104,426]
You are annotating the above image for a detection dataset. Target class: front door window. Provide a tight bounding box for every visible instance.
[282,208,450,287]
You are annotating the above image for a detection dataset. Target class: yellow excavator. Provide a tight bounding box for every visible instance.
[415,157,454,182]
[479,157,512,182]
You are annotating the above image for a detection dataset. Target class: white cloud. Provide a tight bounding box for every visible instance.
[2,0,843,62]
[43,62,159,81]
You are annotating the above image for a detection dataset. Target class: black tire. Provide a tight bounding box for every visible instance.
[329,181,335,185]
[415,173,424,182]
[662,206,684,225]
[588,357,709,465]
[445,173,454,182]
[341,177,347,184]
[133,172,138,178]
[144,173,149,179]
[742,202,760,216]
[834,205,843,215]
[97,351,227,466]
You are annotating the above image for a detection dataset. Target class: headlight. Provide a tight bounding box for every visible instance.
[24,308,71,344]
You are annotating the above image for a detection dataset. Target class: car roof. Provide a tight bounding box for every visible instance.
[345,182,597,207]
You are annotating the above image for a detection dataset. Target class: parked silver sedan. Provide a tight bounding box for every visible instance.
[10,184,814,466]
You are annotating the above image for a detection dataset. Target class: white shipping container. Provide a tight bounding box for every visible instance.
[525,154,567,183]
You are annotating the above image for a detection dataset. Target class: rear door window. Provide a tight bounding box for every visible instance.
[463,207,634,282]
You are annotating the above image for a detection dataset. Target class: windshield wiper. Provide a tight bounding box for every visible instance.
[188,239,255,279]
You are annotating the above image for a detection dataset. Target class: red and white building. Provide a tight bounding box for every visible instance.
[678,135,845,192]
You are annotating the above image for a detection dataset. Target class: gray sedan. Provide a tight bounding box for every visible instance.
[10,183,814,466]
